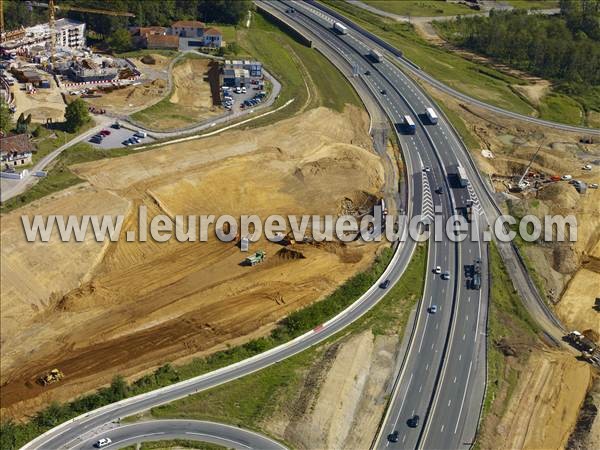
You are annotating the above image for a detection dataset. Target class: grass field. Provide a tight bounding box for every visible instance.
[478,243,539,440]
[504,0,559,8]
[538,92,585,126]
[362,0,473,16]
[148,244,426,430]
[322,0,537,116]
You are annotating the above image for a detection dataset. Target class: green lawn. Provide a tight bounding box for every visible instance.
[362,0,474,17]
[322,0,537,116]
[30,121,95,165]
[478,242,539,442]
[538,92,585,126]
[503,0,559,9]
[148,244,426,430]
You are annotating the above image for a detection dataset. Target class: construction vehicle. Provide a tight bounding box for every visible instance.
[565,331,600,366]
[37,368,64,386]
[244,250,266,266]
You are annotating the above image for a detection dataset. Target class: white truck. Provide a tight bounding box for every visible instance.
[426,107,438,124]
[333,22,348,34]
[369,49,383,63]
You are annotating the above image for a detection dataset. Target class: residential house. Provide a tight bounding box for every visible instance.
[0,134,34,168]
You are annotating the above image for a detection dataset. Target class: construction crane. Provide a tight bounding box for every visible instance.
[517,143,543,190]
[28,1,135,66]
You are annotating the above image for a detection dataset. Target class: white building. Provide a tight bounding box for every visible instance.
[0,18,86,53]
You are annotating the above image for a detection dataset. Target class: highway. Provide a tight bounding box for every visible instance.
[70,420,286,450]
[261,2,488,449]
[20,1,569,449]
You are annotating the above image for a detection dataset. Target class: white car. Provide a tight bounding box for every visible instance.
[429,305,438,314]
[590,183,599,189]
[434,266,441,274]
[241,86,247,93]
[561,174,573,181]
[583,164,593,171]
[95,437,112,448]
[423,167,432,173]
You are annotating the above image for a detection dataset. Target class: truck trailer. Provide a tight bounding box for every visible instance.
[333,22,348,34]
[457,165,469,188]
[403,115,416,134]
[369,48,383,62]
[426,107,438,124]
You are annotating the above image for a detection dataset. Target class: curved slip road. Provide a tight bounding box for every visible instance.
[69,420,286,450]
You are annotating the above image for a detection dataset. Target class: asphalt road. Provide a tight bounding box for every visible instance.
[20,1,568,449]
[70,420,286,450]
[266,1,490,448]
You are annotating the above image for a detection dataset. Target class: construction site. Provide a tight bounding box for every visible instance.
[0,105,387,418]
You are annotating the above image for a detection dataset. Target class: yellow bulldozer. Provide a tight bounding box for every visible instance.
[37,369,64,386]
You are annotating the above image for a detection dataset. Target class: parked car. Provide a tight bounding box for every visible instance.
[241,86,247,93]
[561,174,573,181]
[590,183,598,189]
[122,140,131,146]
[111,122,121,129]
[583,164,593,171]
[134,131,147,138]
[100,129,111,136]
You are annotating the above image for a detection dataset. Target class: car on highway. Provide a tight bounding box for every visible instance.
[365,69,371,75]
[423,166,431,172]
[380,88,387,95]
[436,186,444,194]
[407,415,420,428]
[388,430,399,442]
[429,305,438,314]
[95,437,112,448]
[434,266,441,274]
[442,271,451,280]
[380,279,391,289]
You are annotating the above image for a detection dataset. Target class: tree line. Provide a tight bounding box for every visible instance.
[435,0,600,88]
[2,0,251,36]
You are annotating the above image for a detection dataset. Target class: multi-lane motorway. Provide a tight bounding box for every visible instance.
[21,1,570,449]
[264,2,488,448]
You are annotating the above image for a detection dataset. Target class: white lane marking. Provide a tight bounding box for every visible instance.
[185,432,251,449]
[448,399,452,407]
[419,385,423,393]
[458,354,462,361]
[393,372,414,426]
[103,433,166,450]
[454,361,474,434]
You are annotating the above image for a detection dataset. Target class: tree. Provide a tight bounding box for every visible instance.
[0,100,13,134]
[15,112,28,134]
[108,28,133,53]
[64,99,90,132]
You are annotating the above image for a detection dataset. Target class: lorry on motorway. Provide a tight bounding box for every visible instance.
[457,164,469,187]
[369,48,383,62]
[403,115,416,134]
[471,257,481,290]
[465,200,473,223]
[426,107,438,124]
[333,22,348,34]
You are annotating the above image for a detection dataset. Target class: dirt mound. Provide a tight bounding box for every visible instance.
[275,248,306,260]
[141,54,156,65]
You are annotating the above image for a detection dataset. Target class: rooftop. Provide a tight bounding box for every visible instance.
[0,134,35,155]
[171,20,205,29]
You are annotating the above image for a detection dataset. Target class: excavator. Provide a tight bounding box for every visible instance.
[37,368,64,386]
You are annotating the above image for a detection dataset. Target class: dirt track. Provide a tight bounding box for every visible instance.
[0,106,384,419]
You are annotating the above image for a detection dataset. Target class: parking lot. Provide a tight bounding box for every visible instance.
[87,123,155,149]
[222,79,267,114]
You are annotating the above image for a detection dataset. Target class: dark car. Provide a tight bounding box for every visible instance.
[388,430,399,442]
[380,279,391,289]
[436,186,444,194]
[111,122,121,129]
[381,89,387,95]
[407,415,420,428]
[365,69,371,75]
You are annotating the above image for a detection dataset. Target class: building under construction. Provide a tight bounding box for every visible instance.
[0,18,85,54]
